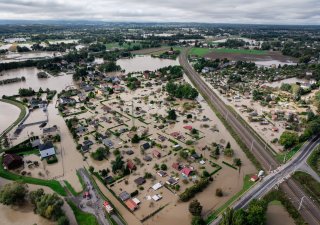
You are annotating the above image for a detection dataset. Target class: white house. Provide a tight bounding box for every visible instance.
[39,142,56,159]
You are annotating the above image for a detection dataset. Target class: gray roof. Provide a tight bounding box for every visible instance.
[119,191,130,201]
[39,142,54,151]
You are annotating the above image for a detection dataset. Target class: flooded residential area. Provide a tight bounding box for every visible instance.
[0,7,320,225]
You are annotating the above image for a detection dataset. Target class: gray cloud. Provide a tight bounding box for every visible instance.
[0,0,319,24]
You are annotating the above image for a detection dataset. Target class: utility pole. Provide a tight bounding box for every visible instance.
[298,196,306,211]
[131,99,135,128]
[250,140,254,151]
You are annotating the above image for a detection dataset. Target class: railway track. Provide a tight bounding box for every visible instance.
[179,48,320,225]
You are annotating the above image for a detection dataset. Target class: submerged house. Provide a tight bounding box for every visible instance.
[39,142,56,159]
[3,154,23,170]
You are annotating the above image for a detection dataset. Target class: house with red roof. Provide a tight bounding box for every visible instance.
[103,201,113,213]
[127,159,136,171]
[183,125,193,131]
[170,132,180,138]
[152,149,161,158]
[181,167,193,177]
[250,175,259,182]
[125,199,138,211]
[172,162,182,171]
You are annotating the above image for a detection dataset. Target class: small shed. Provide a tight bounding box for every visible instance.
[152,182,163,191]
[119,191,130,201]
[152,149,161,158]
[134,177,146,186]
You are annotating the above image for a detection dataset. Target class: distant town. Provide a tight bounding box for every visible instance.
[0,21,320,225]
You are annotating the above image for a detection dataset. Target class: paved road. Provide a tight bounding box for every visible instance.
[76,169,125,225]
[179,48,320,225]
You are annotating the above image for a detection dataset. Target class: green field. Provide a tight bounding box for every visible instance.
[213,48,266,55]
[292,171,320,206]
[67,200,100,225]
[188,47,213,57]
[276,142,304,163]
[307,145,320,176]
[206,175,255,223]
[0,157,67,196]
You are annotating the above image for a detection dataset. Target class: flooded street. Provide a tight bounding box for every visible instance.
[117,55,179,73]
[0,101,20,133]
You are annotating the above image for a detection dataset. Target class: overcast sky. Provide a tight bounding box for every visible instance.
[0,0,319,25]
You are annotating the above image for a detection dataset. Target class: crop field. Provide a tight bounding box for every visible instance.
[213,48,267,55]
[188,47,213,56]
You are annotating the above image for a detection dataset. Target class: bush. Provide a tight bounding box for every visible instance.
[57,216,70,225]
[216,188,223,197]
[179,178,210,202]
[160,164,168,171]
[0,182,28,205]
[46,155,58,164]
[189,199,202,216]
[224,148,234,157]
[279,131,299,149]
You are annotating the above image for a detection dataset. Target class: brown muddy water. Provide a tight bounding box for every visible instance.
[0,101,20,134]
[0,67,74,97]
[117,55,179,73]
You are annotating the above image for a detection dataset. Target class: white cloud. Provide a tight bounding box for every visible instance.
[0,0,319,24]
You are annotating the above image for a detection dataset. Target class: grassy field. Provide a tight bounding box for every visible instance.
[292,171,320,206]
[213,48,266,55]
[67,200,100,225]
[0,98,27,138]
[64,180,81,196]
[269,200,282,206]
[188,47,213,57]
[206,175,255,223]
[307,145,320,176]
[276,142,304,163]
[0,157,67,196]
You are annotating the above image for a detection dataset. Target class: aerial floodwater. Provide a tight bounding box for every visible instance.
[117,55,179,73]
[0,101,20,133]
[0,67,75,97]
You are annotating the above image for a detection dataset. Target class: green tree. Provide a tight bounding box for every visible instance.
[167,109,177,120]
[131,134,140,143]
[57,216,70,225]
[160,164,168,171]
[279,131,299,149]
[216,188,223,197]
[246,199,267,225]
[89,166,95,173]
[191,216,205,225]
[224,148,234,157]
[0,182,28,205]
[91,147,109,161]
[189,199,203,216]
[29,189,65,221]
[233,158,242,167]
[111,155,125,173]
